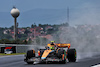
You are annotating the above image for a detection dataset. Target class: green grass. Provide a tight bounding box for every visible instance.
[0,53,26,56]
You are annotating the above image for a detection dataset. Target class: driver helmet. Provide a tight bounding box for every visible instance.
[51,41,55,45]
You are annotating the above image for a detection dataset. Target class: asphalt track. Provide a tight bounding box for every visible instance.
[0,55,100,67]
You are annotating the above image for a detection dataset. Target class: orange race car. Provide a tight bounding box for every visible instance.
[24,41,76,64]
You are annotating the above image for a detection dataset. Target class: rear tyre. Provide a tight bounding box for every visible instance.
[67,49,76,62]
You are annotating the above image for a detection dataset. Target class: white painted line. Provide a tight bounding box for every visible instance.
[0,55,24,58]
[91,64,100,67]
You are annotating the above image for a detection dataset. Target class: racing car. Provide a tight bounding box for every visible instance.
[24,41,76,64]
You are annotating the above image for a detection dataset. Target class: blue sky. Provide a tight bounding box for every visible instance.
[0,0,100,27]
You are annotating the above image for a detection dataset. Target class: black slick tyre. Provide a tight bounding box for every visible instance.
[27,62,33,64]
[26,50,35,59]
[67,49,76,62]
[26,50,35,64]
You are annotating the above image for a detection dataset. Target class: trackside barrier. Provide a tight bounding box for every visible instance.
[0,44,44,53]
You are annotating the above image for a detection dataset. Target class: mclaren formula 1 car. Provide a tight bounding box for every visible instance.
[24,43,76,64]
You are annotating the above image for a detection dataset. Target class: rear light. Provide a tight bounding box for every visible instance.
[38,51,40,56]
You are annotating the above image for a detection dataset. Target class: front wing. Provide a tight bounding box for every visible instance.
[25,57,63,62]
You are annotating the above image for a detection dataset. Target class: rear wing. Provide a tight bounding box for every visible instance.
[56,43,71,49]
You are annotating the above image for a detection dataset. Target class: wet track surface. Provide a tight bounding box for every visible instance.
[0,55,100,67]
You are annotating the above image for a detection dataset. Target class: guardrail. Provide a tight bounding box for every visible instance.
[0,44,44,53]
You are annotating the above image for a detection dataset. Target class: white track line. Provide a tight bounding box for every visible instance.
[0,55,24,58]
[91,64,100,67]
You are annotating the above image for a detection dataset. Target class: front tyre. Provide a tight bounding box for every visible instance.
[26,50,35,59]
[25,50,35,64]
[27,62,33,64]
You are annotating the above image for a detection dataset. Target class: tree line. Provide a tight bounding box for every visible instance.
[0,22,69,44]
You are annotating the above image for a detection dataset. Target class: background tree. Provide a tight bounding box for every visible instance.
[24,29,30,34]
[31,24,34,28]
[9,25,14,30]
